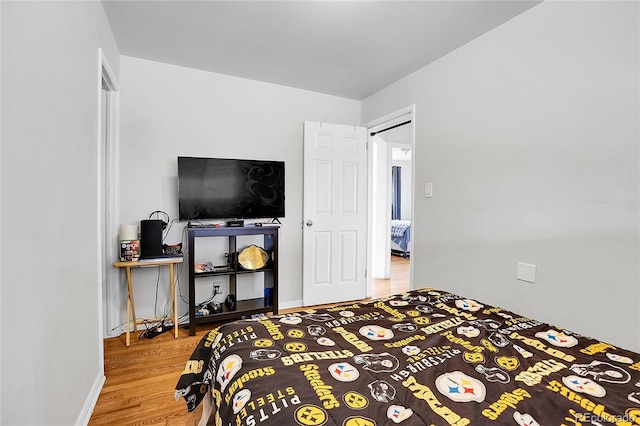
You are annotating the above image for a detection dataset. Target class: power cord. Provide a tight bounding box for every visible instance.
[138,316,170,340]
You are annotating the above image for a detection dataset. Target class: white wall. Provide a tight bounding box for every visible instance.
[117,56,361,321]
[363,1,640,352]
[1,1,120,424]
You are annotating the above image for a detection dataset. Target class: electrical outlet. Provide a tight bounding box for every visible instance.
[213,280,223,294]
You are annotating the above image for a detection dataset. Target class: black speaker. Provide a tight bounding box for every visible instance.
[140,219,164,258]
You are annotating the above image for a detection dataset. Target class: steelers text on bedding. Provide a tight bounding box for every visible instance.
[281,349,355,366]
[401,375,471,426]
[509,331,576,362]
[514,359,567,386]
[300,364,340,409]
[234,387,300,423]
[481,388,531,420]
[546,379,631,425]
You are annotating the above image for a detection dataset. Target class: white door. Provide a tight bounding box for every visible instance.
[303,121,368,306]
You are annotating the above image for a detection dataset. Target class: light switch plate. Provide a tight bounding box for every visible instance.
[425,183,433,198]
[516,262,536,283]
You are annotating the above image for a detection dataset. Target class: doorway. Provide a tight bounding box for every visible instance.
[366,106,414,298]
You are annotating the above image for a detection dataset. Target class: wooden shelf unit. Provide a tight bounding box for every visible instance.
[186,225,279,335]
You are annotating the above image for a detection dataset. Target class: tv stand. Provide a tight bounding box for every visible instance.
[186,225,279,335]
[268,217,282,224]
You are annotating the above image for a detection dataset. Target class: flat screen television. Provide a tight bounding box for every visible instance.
[178,156,285,221]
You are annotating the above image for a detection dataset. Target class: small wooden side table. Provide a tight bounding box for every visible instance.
[113,257,183,346]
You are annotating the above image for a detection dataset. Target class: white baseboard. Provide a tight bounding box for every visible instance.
[75,371,106,425]
[279,299,303,310]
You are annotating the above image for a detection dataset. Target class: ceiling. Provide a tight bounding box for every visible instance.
[102,0,541,101]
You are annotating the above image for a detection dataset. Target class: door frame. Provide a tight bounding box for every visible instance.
[364,105,415,297]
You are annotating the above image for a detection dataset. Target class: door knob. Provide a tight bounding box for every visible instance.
[306,220,313,227]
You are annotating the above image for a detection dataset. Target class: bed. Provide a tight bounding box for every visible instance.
[176,288,640,425]
[391,220,410,257]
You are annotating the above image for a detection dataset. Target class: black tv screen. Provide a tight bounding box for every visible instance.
[178,157,285,221]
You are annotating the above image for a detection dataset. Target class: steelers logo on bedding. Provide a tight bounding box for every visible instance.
[513,411,540,426]
[280,316,303,325]
[284,342,308,353]
[455,299,484,312]
[513,344,534,359]
[534,329,578,348]
[232,389,251,414]
[287,328,305,339]
[343,391,368,410]
[359,325,394,341]
[435,371,486,403]
[606,352,634,364]
[317,337,336,346]
[328,362,360,382]
[562,375,606,397]
[212,332,223,348]
[402,345,420,356]
[253,338,274,348]
[457,326,480,338]
[295,404,328,426]
[387,405,413,423]
[217,354,242,392]
[339,310,355,317]
[406,310,420,317]
[343,416,375,426]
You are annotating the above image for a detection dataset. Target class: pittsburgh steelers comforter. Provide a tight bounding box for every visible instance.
[175,288,640,425]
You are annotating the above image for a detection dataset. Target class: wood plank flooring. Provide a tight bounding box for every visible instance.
[89,255,409,426]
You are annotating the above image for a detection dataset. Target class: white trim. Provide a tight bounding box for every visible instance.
[98,49,121,341]
[101,48,119,91]
[278,300,303,311]
[364,106,413,132]
[90,49,120,423]
[75,372,106,426]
